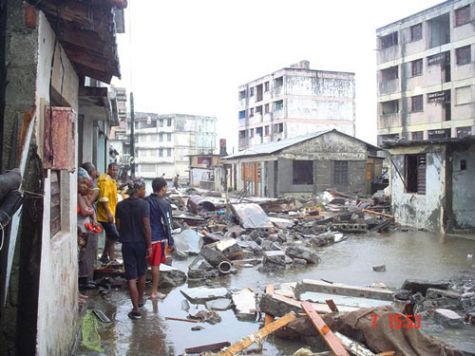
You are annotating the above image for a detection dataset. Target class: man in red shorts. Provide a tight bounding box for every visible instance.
[146,177,175,300]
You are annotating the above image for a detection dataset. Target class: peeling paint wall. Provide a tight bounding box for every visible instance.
[452,143,475,228]
[390,145,446,232]
[35,12,79,356]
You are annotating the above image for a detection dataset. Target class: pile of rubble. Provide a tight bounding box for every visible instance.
[166,188,396,283]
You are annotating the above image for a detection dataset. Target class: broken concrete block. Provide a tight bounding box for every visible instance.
[200,246,229,267]
[237,240,263,257]
[216,238,244,260]
[159,264,187,288]
[426,288,461,300]
[401,279,450,296]
[434,308,463,327]
[285,245,319,264]
[372,264,386,272]
[263,250,286,267]
[187,256,216,279]
[188,309,222,324]
[206,298,233,311]
[226,225,245,238]
[231,203,274,229]
[292,258,307,266]
[261,240,282,251]
[174,229,202,255]
[232,288,257,319]
[180,287,229,303]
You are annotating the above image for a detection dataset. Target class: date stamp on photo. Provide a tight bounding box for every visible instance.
[371,313,421,330]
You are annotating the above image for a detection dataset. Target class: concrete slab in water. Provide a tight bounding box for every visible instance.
[299,291,391,308]
[206,298,233,311]
[232,288,257,318]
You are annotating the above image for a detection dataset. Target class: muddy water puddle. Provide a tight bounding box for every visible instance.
[76,231,475,355]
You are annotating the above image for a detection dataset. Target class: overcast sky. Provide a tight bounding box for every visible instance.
[112,0,442,152]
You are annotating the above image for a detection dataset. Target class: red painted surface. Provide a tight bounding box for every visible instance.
[44,107,75,171]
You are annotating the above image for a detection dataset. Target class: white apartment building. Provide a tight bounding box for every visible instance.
[376,0,475,145]
[132,113,217,181]
[237,60,356,151]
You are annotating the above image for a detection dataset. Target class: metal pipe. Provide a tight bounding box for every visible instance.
[217,260,232,274]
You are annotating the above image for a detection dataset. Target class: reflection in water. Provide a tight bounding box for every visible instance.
[77,231,475,355]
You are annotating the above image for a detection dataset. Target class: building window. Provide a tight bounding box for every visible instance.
[239,130,246,139]
[249,128,254,138]
[255,106,263,114]
[411,59,423,77]
[274,77,283,87]
[264,81,269,92]
[455,86,472,105]
[264,103,270,113]
[167,118,172,126]
[456,45,471,65]
[411,131,424,141]
[460,160,467,171]
[167,133,171,141]
[159,119,164,127]
[249,108,254,117]
[167,148,172,157]
[380,32,398,49]
[405,154,426,194]
[410,23,422,42]
[239,110,246,119]
[411,95,423,112]
[141,165,156,173]
[293,160,313,185]
[256,127,263,138]
[274,100,283,111]
[159,133,164,142]
[457,126,472,138]
[159,149,163,157]
[250,87,254,96]
[381,100,399,114]
[334,161,348,185]
[264,125,269,136]
[239,90,246,99]
[274,123,283,133]
[379,133,400,145]
[455,5,471,27]
[428,128,450,140]
[50,170,61,236]
[381,66,398,81]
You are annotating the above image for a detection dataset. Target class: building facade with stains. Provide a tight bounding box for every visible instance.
[0,1,125,354]
[376,0,475,146]
[237,60,356,151]
[225,130,382,198]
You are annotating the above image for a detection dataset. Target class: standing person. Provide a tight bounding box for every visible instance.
[97,162,120,264]
[115,179,152,320]
[80,162,99,203]
[173,174,179,189]
[146,177,175,300]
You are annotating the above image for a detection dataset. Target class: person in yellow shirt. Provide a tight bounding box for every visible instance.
[97,162,119,264]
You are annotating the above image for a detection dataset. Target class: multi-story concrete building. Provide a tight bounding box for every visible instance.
[132,113,217,182]
[237,60,356,151]
[376,0,475,145]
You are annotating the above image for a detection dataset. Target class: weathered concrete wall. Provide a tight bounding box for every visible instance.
[452,144,475,228]
[390,145,446,232]
[35,12,79,356]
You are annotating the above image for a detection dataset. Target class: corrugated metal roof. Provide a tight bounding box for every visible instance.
[225,130,332,159]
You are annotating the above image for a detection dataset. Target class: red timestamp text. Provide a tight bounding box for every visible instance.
[371,313,421,330]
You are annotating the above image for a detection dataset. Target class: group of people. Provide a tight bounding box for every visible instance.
[77,162,175,320]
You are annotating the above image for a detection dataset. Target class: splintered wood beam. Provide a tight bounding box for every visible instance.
[217,312,297,356]
[301,302,349,356]
[264,284,274,325]
[185,341,231,354]
[335,332,375,356]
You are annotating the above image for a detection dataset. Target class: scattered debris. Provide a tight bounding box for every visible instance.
[206,298,233,311]
[231,203,274,229]
[372,264,386,272]
[180,287,229,303]
[188,310,222,324]
[165,316,199,324]
[185,341,231,354]
[232,288,257,319]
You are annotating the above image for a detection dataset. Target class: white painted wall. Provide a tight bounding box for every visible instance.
[35,13,79,356]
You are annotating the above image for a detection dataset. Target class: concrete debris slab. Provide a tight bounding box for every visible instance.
[285,245,320,264]
[232,288,257,319]
[274,283,297,299]
[269,216,295,229]
[230,203,273,229]
[333,223,367,233]
[216,238,244,260]
[295,279,394,301]
[263,250,286,267]
[206,298,233,311]
[293,258,307,266]
[187,256,219,279]
[299,291,391,309]
[200,245,229,267]
[426,288,461,299]
[401,279,450,296]
[181,299,190,312]
[434,308,464,327]
[159,264,187,288]
[372,264,386,272]
[174,229,202,255]
[180,287,229,304]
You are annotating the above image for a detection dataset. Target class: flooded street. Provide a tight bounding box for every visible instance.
[76,231,475,355]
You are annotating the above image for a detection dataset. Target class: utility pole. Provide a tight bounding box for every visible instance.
[129,91,136,178]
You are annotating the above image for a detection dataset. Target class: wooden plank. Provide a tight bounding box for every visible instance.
[185,341,231,354]
[264,284,274,325]
[301,302,349,356]
[165,316,199,323]
[335,332,375,356]
[325,299,339,313]
[362,209,394,220]
[217,312,297,356]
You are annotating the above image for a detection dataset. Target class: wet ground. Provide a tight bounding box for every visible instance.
[76,231,475,356]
